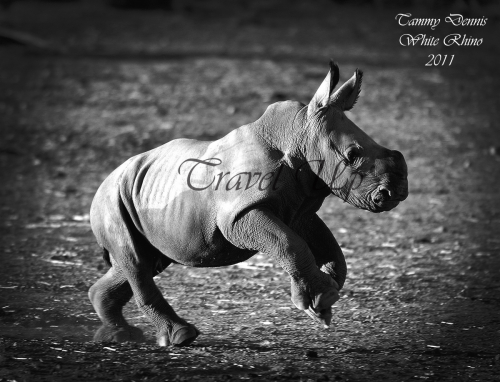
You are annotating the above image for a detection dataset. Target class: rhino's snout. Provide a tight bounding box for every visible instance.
[371,149,409,208]
[395,183,409,201]
[391,150,405,164]
[371,180,408,212]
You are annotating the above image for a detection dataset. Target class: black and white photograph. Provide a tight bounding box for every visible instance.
[0,0,499,380]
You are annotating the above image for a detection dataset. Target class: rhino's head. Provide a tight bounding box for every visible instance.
[303,61,408,212]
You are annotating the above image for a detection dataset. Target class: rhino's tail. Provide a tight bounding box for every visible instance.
[102,247,112,267]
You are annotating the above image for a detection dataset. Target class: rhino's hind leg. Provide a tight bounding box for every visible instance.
[88,262,145,343]
[91,195,199,347]
[122,264,200,347]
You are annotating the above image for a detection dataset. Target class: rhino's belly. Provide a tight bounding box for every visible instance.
[139,207,256,267]
[170,244,257,268]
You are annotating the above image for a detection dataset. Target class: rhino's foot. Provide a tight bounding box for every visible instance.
[157,323,200,347]
[93,324,145,343]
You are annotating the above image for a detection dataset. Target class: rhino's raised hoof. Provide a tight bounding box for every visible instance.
[157,324,200,347]
[93,324,145,343]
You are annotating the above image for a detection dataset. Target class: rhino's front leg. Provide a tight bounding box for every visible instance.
[225,208,339,326]
[295,214,347,289]
[293,214,347,327]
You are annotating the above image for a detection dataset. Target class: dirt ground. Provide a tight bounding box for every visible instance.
[1,1,500,381]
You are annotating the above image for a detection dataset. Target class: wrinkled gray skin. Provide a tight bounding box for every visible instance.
[89,62,409,347]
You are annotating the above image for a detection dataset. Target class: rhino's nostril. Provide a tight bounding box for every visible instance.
[378,186,391,199]
[372,186,392,205]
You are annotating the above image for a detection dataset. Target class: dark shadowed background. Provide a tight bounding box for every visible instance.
[1,0,499,381]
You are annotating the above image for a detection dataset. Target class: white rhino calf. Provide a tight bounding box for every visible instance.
[89,61,408,346]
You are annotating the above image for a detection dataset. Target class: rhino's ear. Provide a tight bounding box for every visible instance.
[330,69,363,111]
[307,60,340,118]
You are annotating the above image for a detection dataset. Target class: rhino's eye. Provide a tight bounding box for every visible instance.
[345,147,361,165]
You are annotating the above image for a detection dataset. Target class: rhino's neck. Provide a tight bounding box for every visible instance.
[251,101,330,198]
[252,101,308,162]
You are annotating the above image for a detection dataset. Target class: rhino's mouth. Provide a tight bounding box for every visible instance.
[369,200,400,213]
